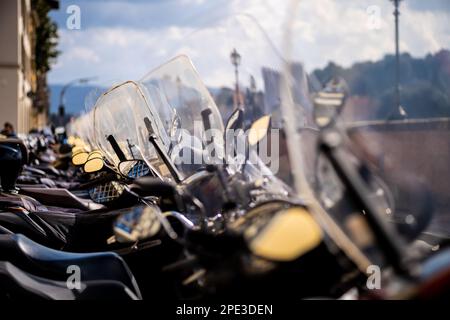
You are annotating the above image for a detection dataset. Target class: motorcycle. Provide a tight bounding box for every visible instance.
[278,0,450,299]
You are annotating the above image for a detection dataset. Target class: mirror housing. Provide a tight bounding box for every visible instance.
[248,115,271,146]
[118,159,151,179]
[72,151,89,166]
[88,181,139,208]
[225,108,244,132]
[84,157,104,173]
[114,205,161,243]
[313,77,347,128]
[87,150,103,160]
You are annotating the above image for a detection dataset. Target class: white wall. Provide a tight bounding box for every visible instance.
[0,0,32,134]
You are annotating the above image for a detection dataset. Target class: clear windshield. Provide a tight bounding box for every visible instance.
[162,14,289,179]
[68,113,95,151]
[93,14,290,186]
[78,12,292,202]
[281,0,450,269]
[91,81,154,167]
[139,55,225,178]
[85,56,224,180]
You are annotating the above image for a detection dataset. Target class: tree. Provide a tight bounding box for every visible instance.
[32,0,60,115]
[33,0,59,74]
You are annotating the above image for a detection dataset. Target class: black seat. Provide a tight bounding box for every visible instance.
[19,187,104,211]
[0,234,141,299]
[0,261,140,300]
[0,225,13,235]
[0,210,69,248]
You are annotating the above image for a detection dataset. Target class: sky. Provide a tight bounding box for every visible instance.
[48,0,450,88]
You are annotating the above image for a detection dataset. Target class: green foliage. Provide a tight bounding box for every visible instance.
[32,0,60,74]
[313,50,450,120]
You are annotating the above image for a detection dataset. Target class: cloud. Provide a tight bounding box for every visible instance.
[48,0,450,88]
[407,0,450,13]
[50,0,232,30]
[49,26,189,84]
[65,47,101,63]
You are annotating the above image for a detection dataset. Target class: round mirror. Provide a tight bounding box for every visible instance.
[87,150,103,160]
[248,115,271,146]
[114,205,161,243]
[72,137,84,147]
[72,151,89,166]
[84,157,104,173]
[72,146,85,153]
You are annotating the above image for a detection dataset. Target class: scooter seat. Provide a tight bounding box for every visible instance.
[0,225,13,234]
[32,164,62,177]
[19,187,104,211]
[0,234,141,299]
[0,261,140,300]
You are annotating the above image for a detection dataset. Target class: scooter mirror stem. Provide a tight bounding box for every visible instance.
[206,164,234,206]
[141,198,178,240]
[107,135,127,162]
[148,134,182,183]
[122,185,178,240]
[144,117,183,183]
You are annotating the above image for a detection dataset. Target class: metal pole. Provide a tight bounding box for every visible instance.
[393,0,401,111]
[235,65,240,109]
[58,77,96,126]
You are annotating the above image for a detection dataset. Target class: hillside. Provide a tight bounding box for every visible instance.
[312,50,450,120]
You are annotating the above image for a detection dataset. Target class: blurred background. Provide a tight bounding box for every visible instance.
[0,0,449,133]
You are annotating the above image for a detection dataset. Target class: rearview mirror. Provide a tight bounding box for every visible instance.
[313,77,347,128]
[84,157,104,173]
[72,146,85,154]
[87,150,103,160]
[118,159,151,179]
[72,151,89,166]
[113,205,161,243]
[225,108,244,132]
[248,115,271,146]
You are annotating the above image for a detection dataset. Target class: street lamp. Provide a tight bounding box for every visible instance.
[58,76,96,126]
[390,0,405,117]
[230,48,242,110]
[176,76,182,108]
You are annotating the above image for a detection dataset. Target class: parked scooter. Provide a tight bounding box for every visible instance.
[278,2,450,298]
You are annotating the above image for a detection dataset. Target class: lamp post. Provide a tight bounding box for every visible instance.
[390,0,404,116]
[176,76,182,108]
[230,48,242,110]
[58,77,96,126]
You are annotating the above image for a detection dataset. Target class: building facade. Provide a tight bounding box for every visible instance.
[0,0,58,134]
